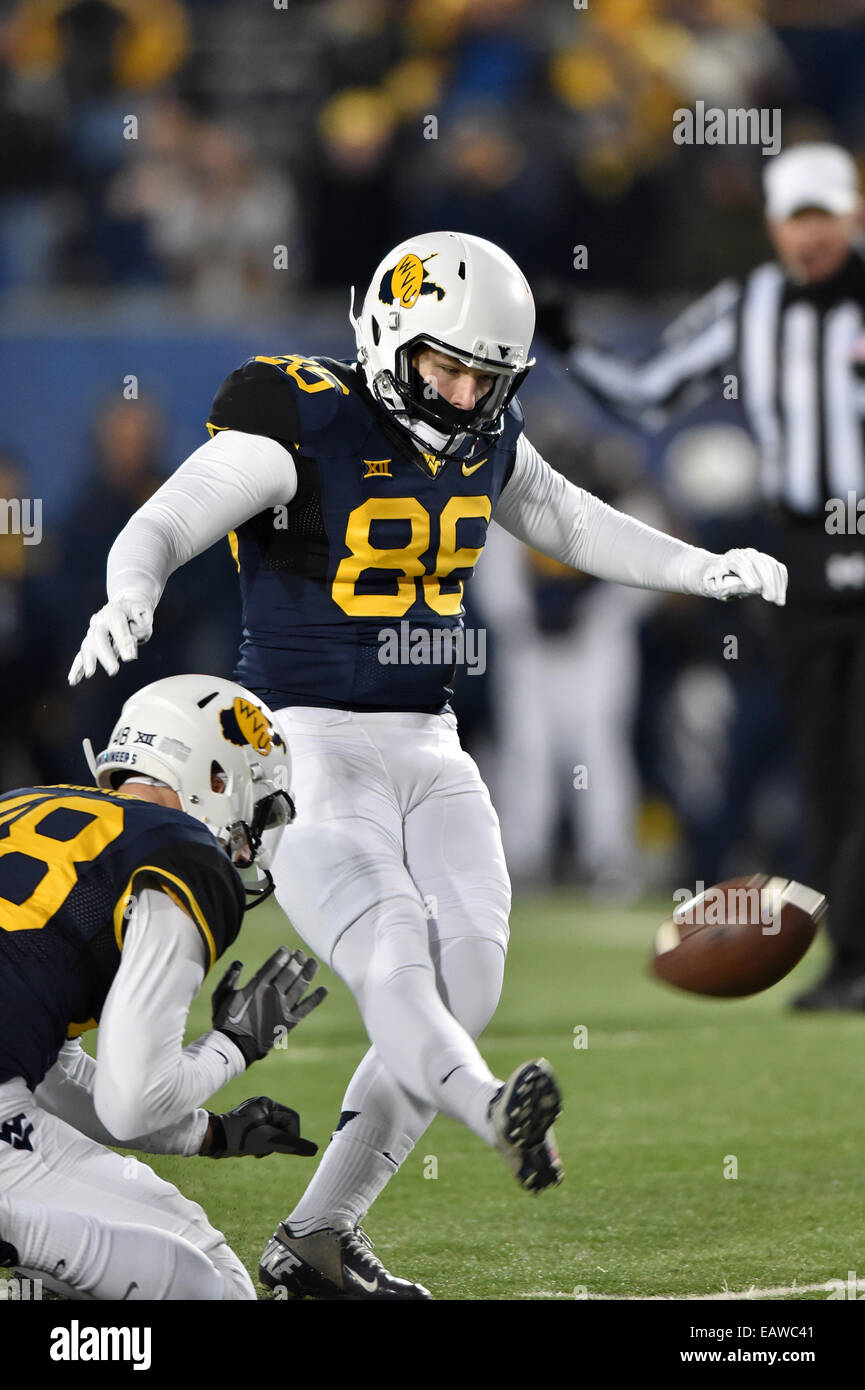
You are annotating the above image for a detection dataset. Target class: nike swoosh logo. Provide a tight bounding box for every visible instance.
[461,457,487,476]
[226,997,254,1026]
[214,1049,230,1066]
[348,1269,379,1294]
[121,1281,139,1300]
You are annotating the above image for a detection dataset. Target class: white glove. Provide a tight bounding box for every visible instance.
[697,548,787,606]
[68,597,154,685]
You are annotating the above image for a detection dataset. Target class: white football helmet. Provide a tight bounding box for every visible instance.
[350,230,536,459]
[87,675,294,886]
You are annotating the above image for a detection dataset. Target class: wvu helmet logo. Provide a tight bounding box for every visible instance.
[379,253,445,309]
[220,697,285,755]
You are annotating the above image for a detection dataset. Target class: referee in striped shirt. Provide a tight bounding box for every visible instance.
[552,142,865,1009]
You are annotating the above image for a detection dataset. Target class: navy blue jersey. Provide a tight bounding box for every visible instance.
[0,785,244,1089]
[206,354,526,711]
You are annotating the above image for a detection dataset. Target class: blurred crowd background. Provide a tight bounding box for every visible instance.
[2,0,864,894]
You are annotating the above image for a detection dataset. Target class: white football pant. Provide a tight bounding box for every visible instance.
[269,706,511,1231]
[0,1078,254,1300]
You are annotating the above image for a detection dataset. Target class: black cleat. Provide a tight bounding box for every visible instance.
[791,971,865,1011]
[259,1222,432,1300]
[0,1239,19,1268]
[489,1058,564,1192]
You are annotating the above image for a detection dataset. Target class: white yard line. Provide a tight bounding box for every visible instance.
[520,1279,857,1301]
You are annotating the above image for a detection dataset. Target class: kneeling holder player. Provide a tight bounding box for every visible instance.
[0,674,325,1300]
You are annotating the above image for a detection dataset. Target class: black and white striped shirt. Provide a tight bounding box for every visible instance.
[573,254,865,514]
[570,252,865,601]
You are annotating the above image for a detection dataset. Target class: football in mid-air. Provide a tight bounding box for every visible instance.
[649,875,826,998]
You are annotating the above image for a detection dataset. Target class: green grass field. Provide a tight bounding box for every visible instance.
[9,891,865,1302]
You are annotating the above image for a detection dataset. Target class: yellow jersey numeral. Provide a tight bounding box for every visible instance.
[0,795,125,932]
[331,495,491,618]
[254,355,349,395]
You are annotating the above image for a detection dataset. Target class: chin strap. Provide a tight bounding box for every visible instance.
[242,868,276,911]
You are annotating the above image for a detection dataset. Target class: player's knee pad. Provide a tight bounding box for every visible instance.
[425,875,511,953]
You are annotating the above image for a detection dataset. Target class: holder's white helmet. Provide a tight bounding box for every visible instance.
[350,230,535,459]
[88,675,294,879]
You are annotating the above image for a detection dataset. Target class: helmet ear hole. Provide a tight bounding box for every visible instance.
[370,315,381,346]
[210,760,228,794]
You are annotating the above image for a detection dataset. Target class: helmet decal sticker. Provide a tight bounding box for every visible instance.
[378,253,445,308]
[220,697,285,754]
[156,736,191,762]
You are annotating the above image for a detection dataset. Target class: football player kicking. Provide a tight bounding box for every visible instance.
[0,673,326,1300]
[69,232,787,1301]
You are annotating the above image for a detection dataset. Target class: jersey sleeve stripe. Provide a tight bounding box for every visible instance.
[227,529,240,572]
[113,865,218,970]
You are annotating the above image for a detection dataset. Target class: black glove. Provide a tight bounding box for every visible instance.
[203,1096,318,1158]
[534,286,578,356]
[212,946,327,1066]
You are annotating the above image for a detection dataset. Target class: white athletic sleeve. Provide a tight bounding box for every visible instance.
[92,888,247,1143]
[34,1039,209,1156]
[106,428,297,609]
[494,434,713,595]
